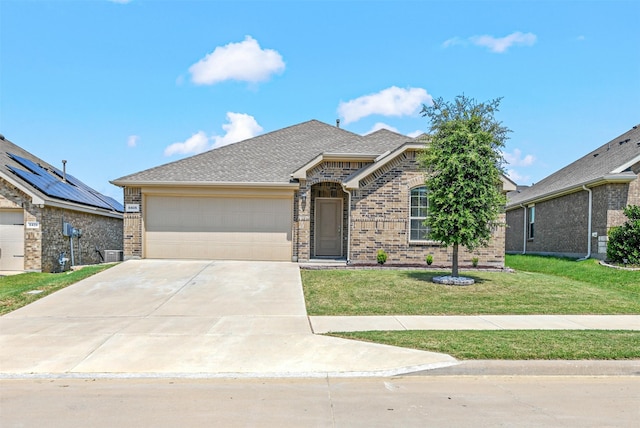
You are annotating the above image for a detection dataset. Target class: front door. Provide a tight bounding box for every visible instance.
[315,198,342,257]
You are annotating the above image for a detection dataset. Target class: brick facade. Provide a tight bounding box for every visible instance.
[294,151,506,267]
[505,163,640,259]
[1,177,123,272]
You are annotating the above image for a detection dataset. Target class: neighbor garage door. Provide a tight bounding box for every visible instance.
[144,195,293,261]
[0,209,24,271]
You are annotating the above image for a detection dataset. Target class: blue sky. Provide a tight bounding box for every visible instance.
[1,0,638,203]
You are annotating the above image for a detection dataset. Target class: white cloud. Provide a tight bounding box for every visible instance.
[506,169,530,184]
[127,135,139,148]
[365,122,399,134]
[442,37,464,48]
[189,36,285,85]
[503,148,535,167]
[163,113,263,156]
[470,32,537,53]
[407,130,425,138]
[211,112,263,148]
[164,131,210,157]
[338,86,433,125]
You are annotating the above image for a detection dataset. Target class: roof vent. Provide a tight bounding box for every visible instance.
[593,153,599,157]
[0,134,5,140]
[336,119,340,128]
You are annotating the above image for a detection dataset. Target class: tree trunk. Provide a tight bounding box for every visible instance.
[452,243,459,277]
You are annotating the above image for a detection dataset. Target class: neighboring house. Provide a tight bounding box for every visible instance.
[112,120,515,267]
[506,124,640,259]
[1,135,124,272]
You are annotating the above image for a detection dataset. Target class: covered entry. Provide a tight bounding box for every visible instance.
[143,189,293,261]
[0,209,24,271]
[310,182,348,259]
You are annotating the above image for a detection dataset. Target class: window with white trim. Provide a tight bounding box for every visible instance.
[528,205,535,239]
[410,186,430,241]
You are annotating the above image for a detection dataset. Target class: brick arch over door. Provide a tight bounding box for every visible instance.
[309,182,348,258]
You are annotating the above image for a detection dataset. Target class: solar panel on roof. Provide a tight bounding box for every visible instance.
[7,153,123,212]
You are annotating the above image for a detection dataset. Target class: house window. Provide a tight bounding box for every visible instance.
[410,186,430,241]
[528,205,535,239]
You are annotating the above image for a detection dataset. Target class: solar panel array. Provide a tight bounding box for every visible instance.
[7,153,123,212]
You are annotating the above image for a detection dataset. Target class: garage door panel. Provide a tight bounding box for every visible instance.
[0,209,25,271]
[145,196,292,261]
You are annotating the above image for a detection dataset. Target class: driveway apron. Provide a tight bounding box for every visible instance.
[0,260,456,377]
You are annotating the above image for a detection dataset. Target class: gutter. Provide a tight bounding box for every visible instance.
[341,183,352,264]
[110,180,300,189]
[577,185,592,260]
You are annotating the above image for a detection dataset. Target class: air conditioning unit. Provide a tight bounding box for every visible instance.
[104,250,123,263]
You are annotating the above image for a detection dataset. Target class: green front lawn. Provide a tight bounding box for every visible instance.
[0,264,115,315]
[301,256,640,316]
[330,330,640,360]
[303,255,640,359]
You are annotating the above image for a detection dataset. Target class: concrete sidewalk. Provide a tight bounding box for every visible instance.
[309,315,640,333]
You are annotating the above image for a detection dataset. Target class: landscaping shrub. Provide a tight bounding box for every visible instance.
[607,205,640,265]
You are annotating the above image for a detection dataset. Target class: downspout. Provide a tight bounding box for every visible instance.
[342,184,351,264]
[578,185,592,260]
[520,204,527,255]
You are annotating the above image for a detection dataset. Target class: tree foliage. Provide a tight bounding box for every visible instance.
[607,205,640,265]
[420,95,509,276]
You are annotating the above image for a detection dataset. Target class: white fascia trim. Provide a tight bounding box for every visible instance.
[110,180,300,189]
[290,153,380,180]
[500,175,518,192]
[505,172,637,210]
[0,172,46,205]
[343,143,424,189]
[610,154,640,173]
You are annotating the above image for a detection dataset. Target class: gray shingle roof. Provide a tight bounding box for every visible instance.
[1,136,123,212]
[507,124,640,207]
[112,120,411,185]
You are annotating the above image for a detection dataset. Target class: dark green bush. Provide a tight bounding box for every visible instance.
[377,249,388,265]
[607,205,640,265]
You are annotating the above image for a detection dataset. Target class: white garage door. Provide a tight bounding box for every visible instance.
[0,209,24,271]
[144,195,293,261]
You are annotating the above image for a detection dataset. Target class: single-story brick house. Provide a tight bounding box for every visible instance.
[112,120,515,267]
[506,124,640,259]
[1,135,124,272]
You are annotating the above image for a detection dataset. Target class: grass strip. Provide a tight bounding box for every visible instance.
[0,264,115,315]
[505,255,640,287]
[329,330,640,360]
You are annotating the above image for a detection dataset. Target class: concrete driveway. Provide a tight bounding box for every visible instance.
[0,260,456,377]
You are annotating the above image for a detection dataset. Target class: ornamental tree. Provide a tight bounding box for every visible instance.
[420,95,509,277]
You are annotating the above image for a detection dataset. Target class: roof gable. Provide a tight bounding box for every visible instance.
[112,120,410,186]
[507,124,640,207]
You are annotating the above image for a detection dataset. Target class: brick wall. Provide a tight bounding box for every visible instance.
[123,187,142,259]
[294,152,506,267]
[506,170,639,259]
[505,207,525,253]
[1,177,122,272]
[348,152,505,267]
[40,206,123,272]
